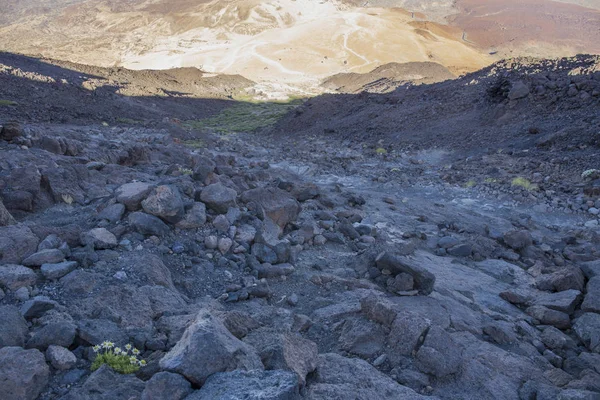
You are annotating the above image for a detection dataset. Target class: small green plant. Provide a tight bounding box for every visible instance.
[582,169,599,180]
[116,117,142,125]
[511,177,537,191]
[375,147,388,155]
[484,177,498,183]
[181,139,205,149]
[464,179,477,188]
[0,99,17,106]
[91,341,146,374]
[178,167,193,175]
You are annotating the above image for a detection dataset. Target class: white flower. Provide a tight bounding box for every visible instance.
[139,360,147,367]
[132,348,140,355]
[114,348,122,355]
[92,345,101,352]
[125,344,132,351]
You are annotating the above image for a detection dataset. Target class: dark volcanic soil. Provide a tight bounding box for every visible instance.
[1,53,600,400]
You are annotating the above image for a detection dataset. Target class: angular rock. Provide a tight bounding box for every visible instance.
[527,305,571,329]
[387,311,431,359]
[375,251,435,295]
[159,309,263,385]
[200,183,237,214]
[0,225,40,264]
[60,364,145,400]
[97,203,125,223]
[581,276,600,313]
[141,371,192,400]
[338,317,387,358]
[0,346,50,400]
[22,249,65,267]
[573,313,600,352]
[81,228,118,250]
[115,182,154,211]
[241,187,301,230]
[129,212,170,236]
[21,296,57,319]
[503,230,533,250]
[175,202,206,229]
[508,80,530,100]
[534,290,583,314]
[244,332,318,385]
[26,320,77,350]
[41,261,77,280]
[307,353,428,399]
[415,327,463,377]
[142,185,185,224]
[187,370,300,400]
[537,268,585,292]
[0,199,16,226]
[0,264,37,291]
[0,305,28,348]
[0,121,23,141]
[46,345,76,370]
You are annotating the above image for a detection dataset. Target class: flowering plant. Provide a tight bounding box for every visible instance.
[91,341,146,374]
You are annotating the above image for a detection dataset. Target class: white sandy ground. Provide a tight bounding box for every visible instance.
[0,0,491,96]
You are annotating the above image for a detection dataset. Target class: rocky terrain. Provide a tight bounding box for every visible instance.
[1,51,600,400]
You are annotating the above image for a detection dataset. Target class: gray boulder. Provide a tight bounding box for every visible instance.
[26,320,77,350]
[129,212,170,236]
[41,261,78,280]
[307,353,429,400]
[22,249,65,267]
[115,182,154,211]
[508,80,530,100]
[0,305,28,348]
[241,187,301,230]
[187,370,300,400]
[244,331,318,385]
[415,327,464,377]
[159,309,263,385]
[581,276,600,313]
[81,228,118,249]
[142,185,185,224]
[60,364,145,400]
[0,346,50,400]
[0,199,16,226]
[141,371,192,400]
[573,313,600,352]
[176,202,207,229]
[375,251,435,295]
[503,230,532,250]
[0,225,39,264]
[97,203,125,223]
[46,345,77,370]
[200,183,237,214]
[0,264,37,291]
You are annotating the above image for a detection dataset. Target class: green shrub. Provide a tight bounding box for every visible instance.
[0,99,17,106]
[91,341,146,374]
[511,177,537,191]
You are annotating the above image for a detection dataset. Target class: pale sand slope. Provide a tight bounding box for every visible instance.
[121,5,490,86]
[0,0,490,93]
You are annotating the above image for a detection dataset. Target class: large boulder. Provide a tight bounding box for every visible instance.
[142,185,185,224]
[22,249,65,267]
[80,228,118,250]
[60,364,145,400]
[0,306,29,347]
[115,182,154,211]
[375,251,436,295]
[200,183,237,214]
[129,212,170,236]
[573,313,600,352]
[176,202,207,229]
[187,370,300,400]
[141,371,192,400]
[0,121,23,142]
[241,187,301,230]
[159,309,263,385]
[415,327,464,377]
[0,199,16,226]
[581,276,600,313]
[0,346,50,400]
[0,225,39,264]
[244,331,318,385]
[306,353,428,400]
[0,264,37,291]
